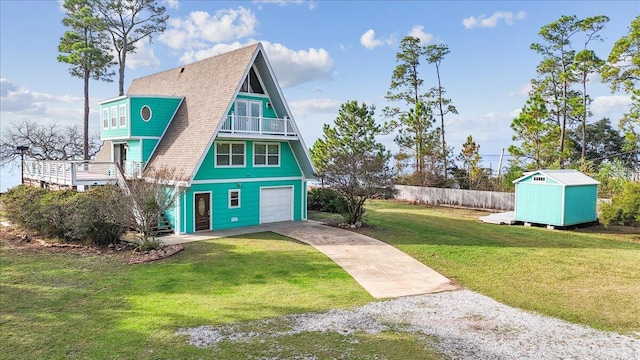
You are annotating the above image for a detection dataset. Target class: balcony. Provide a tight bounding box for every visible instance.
[219,115,297,138]
[23,160,142,189]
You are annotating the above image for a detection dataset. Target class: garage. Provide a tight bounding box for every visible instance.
[260,187,293,223]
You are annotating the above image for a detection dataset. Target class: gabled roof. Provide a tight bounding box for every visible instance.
[126,42,315,182]
[513,169,599,185]
[127,43,260,180]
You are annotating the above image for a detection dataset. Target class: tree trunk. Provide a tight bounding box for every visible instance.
[84,68,90,160]
[581,74,587,162]
[118,49,126,96]
[436,64,447,178]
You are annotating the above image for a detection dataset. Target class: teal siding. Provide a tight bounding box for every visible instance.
[181,179,303,233]
[515,183,563,225]
[129,97,182,138]
[100,98,129,140]
[563,185,598,225]
[141,138,159,164]
[193,140,302,180]
[125,140,141,162]
[230,94,278,118]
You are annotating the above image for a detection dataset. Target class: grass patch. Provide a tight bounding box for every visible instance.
[2,231,402,359]
[325,200,640,333]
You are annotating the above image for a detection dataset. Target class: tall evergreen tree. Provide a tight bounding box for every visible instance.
[602,15,640,169]
[311,101,393,224]
[96,0,167,96]
[385,36,442,185]
[425,44,457,177]
[58,0,114,160]
[530,15,581,166]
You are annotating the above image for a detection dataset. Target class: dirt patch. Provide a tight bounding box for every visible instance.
[0,225,184,264]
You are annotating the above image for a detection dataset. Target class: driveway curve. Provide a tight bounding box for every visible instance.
[273,221,459,298]
[163,221,459,298]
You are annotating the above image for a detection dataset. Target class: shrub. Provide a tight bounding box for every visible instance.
[1,185,48,231]
[599,181,640,227]
[308,187,348,214]
[1,185,128,245]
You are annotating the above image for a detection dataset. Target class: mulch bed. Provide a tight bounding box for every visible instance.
[0,225,184,264]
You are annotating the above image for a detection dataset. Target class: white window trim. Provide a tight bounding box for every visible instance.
[110,106,117,128]
[140,105,152,122]
[253,142,281,167]
[239,66,268,95]
[214,141,246,168]
[234,99,263,119]
[532,176,546,183]
[102,108,109,129]
[119,104,127,127]
[228,189,241,209]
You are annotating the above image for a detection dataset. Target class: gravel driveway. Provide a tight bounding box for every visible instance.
[177,290,640,359]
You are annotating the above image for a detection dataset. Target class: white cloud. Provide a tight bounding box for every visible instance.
[508,83,532,97]
[164,0,179,9]
[591,95,632,117]
[289,98,341,117]
[127,41,161,70]
[254,1,316,10]
[462,11,526,29]
[160,7,258,50]
[360,29,384,49]
[179,40,333,88]
[1,78,82,115]
[407,25,433,44]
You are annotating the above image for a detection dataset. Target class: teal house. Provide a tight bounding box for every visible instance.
[94,43,315,234]
[513,170,599,227]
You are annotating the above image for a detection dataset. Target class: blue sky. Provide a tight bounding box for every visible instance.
[1,0,638,191]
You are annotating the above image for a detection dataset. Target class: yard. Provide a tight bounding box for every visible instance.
[313,200,640,333]
[2,200,639,359]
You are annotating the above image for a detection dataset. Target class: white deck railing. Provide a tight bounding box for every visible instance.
[221,115,296,137]
[23,160,142,187]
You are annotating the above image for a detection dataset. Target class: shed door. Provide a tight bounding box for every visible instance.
[260,187,293,223]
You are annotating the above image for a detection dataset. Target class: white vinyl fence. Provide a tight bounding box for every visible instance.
[394,185,515,211]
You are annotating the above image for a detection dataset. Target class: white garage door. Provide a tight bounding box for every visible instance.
[260,187,293,223]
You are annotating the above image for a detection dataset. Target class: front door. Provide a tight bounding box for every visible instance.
[195,193,210,231]
[113,143,127,168]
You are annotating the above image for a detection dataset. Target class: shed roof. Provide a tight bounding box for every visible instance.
[513,169,600,186]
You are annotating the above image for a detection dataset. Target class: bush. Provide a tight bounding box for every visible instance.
[599,181,640,227]
[1,185,128,245]
[308,187,348,214]
[2,185,49,232]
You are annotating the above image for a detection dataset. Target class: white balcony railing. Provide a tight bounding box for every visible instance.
[23,160,142,187]
[221,115,296,137]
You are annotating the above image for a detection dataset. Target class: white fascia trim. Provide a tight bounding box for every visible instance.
[99,95,128,105]
[191,176,303,185]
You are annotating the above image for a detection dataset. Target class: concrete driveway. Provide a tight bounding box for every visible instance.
[162,221,459,298]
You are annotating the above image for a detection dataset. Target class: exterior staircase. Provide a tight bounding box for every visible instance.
[152,213,174,236]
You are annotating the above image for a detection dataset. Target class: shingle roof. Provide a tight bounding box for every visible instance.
[127,43,260,180]
[514,169,600,185]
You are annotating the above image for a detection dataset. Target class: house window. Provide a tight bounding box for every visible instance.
[254,143,280,166]
[229,189,241,209]
[239,67,265,94]
[141,105,152,122]
[119,104,127,127]
[533,176,546,183]
[215,142,245,167]
[110,106,117,128]
[102,108,109,129]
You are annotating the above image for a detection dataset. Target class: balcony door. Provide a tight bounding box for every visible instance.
[235,100,262,132]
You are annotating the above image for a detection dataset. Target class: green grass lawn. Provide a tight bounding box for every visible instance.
[1,231,442,359]
[312,200,640,334]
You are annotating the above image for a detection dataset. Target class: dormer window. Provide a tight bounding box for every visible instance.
[240,67,264,94]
